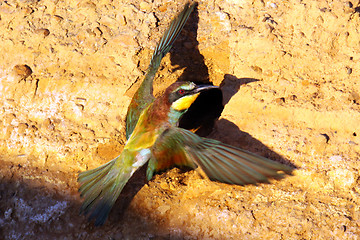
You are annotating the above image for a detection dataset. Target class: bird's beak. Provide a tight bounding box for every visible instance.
[192,84,219,94]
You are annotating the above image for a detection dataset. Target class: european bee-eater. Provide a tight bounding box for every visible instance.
[78,3,293,226]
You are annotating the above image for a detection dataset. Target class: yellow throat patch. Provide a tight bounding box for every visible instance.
[171,93,200,111]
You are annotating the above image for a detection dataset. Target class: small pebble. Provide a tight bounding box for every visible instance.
[140,2,151,12]
[43,118,55,130]
[53,15,64,22]
[289,95,297,101]
[346,66,352,74]
[350,91,360,104]
[269,3,278,8]
[13,64,32,80]
[251,65,263,73]
[160,181,169,190]
[301,80,310,86]
[76,104,85,111]
[118,15,127,26]
[345,1,353,8]
[18,123,28,135]
[275,97,285,104]
[34,28,50,37]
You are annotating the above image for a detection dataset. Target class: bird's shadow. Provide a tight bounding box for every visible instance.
[171,3,223,136]
[169,2,209,84]
[109,3,296,224]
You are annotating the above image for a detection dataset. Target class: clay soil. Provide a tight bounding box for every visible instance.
[1,0,360,239]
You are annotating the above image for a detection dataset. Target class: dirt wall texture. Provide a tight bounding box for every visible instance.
[0,0,360,239]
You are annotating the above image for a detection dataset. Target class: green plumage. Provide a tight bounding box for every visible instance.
[78,4,196,225]
[125,2,195,139]
[150,127,292,185]
[78,3,294,227]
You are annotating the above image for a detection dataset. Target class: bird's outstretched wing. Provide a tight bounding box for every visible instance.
[126,3,196,139]
[149,127,293,185]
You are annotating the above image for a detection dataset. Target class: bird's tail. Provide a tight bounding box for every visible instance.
[78,156,132,226]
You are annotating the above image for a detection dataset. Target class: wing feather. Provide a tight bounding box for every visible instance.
[150,127,293,185]
[126,3,196,139]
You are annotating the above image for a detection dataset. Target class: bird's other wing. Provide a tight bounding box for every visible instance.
[149,127,293,185]
[125,3,196,139]
[147,127,196,180]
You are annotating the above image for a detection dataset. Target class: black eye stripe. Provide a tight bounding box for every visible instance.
[168,86,194,103]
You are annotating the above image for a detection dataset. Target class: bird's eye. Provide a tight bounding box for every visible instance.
[178,89,185,95]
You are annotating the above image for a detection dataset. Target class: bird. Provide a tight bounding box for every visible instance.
[78,2,293,226]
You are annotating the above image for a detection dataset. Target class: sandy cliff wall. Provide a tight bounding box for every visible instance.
[0,0,360,239]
